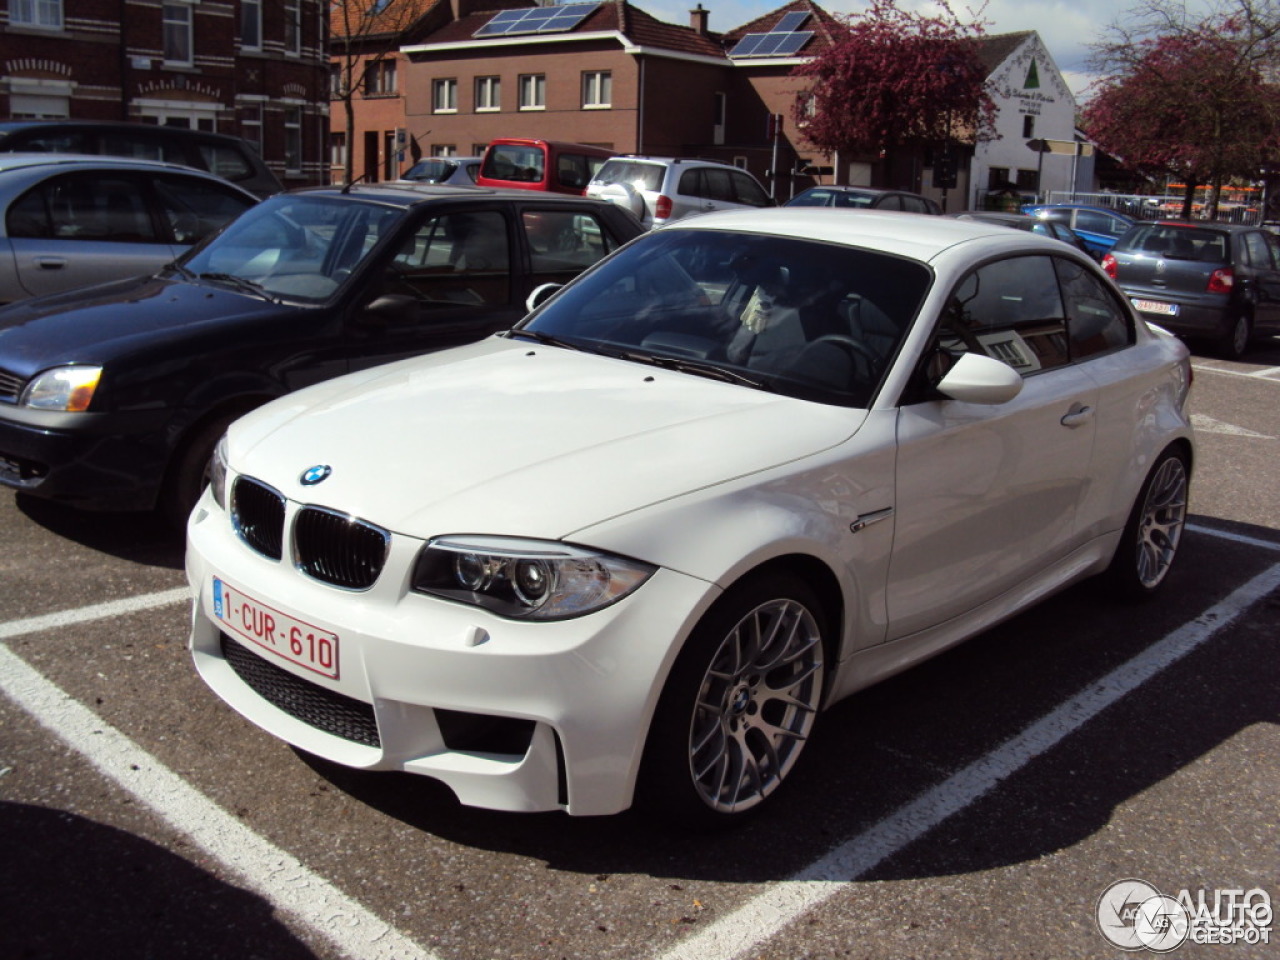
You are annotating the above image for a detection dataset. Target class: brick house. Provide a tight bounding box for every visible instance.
[1,0,330,188]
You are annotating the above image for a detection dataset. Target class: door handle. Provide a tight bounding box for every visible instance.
[1060,403,1094,428]
[35,257,67,270]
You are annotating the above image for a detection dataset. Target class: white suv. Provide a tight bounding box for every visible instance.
[586,156,771,228]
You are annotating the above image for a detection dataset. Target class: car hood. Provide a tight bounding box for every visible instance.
[229,337,866,541]
[0,275,298,375]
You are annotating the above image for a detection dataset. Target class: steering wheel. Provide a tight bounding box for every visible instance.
[807,334,880,382]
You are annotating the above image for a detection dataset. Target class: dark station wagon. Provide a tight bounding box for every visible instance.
[0,184,642,525]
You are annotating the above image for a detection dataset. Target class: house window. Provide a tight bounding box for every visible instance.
[476,76,500,112]
[434,145,457,157]
[1016,168,1039,191]
[285,1,301,55]
[330,64,343,100]
[519,74,546,111]
[366,60,397,97]
[10,0,62,28]
[240,104,263,156]
[582,71,611,109]
[433,78,457,113]
[163,3,194,65]
[330,132,347,168]
[1022,115,1035,139]
[284,107,302,174]
[240,0,262,50]
[987,167,1010,190]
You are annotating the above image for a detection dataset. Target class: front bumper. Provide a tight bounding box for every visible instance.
[0,405,169,511]
[185,488,716,816]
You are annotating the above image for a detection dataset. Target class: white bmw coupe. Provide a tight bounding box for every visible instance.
[187,209,1194,825]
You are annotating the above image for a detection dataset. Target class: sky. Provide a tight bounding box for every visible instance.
[635,0,1219,101]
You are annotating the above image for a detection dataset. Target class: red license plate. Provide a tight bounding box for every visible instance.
[213,578,339,679]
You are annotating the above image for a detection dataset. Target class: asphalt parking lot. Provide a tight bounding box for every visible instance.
[2,339,1277,960]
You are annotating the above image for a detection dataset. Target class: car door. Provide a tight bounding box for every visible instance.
[1241,230,1280,334]
[342,205,523,373]
[887,254,1099,639]
[6,170,179,299]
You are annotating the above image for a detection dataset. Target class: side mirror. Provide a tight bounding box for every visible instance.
[362,293,419,326]
[936,352,1024,405]
[525,282,562,312]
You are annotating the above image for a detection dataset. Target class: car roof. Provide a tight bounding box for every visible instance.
[666,206,1065,261]
[287,182,624,209]
[0,152,230,176]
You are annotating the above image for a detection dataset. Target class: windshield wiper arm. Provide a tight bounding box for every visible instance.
[198,272,278,302]
[617,350,771,390]
[506,329,584,352]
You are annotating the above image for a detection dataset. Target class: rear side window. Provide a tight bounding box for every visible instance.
[1243,232,1274,268]
[1074,210,1128,237]
[99,130,184,164]
[4,131,90,154]
[1052,257,1132,358]
[10,173,159,243]
[524,209,621,284]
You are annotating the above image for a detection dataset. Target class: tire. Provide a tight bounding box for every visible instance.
[1216,312,1251,360]
[159,411,242,532]
[1105,448,1189,599]
[597,181,647,221]
[638,572,827,827]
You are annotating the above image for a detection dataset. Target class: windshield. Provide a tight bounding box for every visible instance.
[181,195,404,303]
[520,228,931,407]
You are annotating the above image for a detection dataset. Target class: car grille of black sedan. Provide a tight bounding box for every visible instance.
[0,369,24,403]
[293,507,389,590]
[220,632,380,748]
[232,477,286,561]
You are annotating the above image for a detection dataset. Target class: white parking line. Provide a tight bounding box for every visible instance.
[0,592,437,960]
[1191,361,1280,382]
[0,526,1276,960]
[653,560,1280,960]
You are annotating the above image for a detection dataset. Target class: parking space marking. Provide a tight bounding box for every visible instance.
[1191,361,1280,382]
[0,586,191,641]
[1187,522,1280,553]
[654,561,1280,960]
[0,617,437,960]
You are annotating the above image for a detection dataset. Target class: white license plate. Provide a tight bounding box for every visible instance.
[213,578,339,679]
[1132,298,1179,316]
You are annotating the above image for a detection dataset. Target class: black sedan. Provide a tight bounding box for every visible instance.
[0,184,642,525]
[1103,220,1280,358]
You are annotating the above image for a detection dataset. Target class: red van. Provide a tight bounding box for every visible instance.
[477,139,614,195]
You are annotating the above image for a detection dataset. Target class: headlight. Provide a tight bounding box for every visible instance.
[22,365,103,412]
[412,536,655,621]
[209,434,229,510]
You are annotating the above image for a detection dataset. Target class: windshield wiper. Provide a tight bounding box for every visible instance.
[198,272,278,302]
[617,350,771,390]
[166,261,196,281]
[506,329,585,352]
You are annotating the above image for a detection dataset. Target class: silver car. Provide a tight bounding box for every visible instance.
[0,154,258,304]
[586,156,771,229]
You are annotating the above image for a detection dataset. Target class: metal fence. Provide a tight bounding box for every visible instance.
[1045,191,1262,224]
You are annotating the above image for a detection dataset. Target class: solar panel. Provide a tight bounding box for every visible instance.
[728,33,769,57]
[473,3,599,38]
[774,31,812,55]
[754,33,789,55]
[774,11,810,32]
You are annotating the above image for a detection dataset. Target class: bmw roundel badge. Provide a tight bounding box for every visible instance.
[300,464,332,486]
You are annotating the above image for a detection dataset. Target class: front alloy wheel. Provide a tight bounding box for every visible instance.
[640,573,826,825]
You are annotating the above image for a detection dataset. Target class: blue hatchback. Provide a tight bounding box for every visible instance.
[1021,204,1134,259]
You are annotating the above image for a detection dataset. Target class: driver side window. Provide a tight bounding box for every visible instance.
[384,210,510,306]
[941,255,1069,374]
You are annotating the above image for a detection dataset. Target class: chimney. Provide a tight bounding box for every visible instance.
[690,4,709,35]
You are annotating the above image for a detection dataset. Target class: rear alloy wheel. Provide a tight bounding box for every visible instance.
[1106,449,1189,597]
[639,573,826,826]
[1217,312,1251,360]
